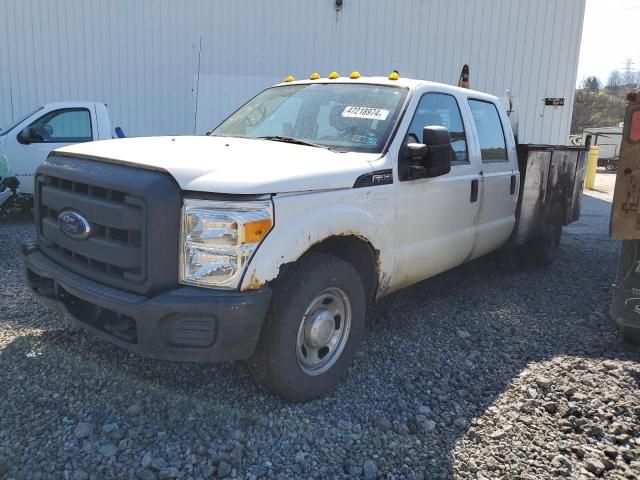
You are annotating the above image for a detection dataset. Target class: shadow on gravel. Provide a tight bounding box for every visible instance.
[0,211,34,225]
[1,194,639,479]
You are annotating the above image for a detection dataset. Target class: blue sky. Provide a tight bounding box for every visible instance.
[577,0,640,85]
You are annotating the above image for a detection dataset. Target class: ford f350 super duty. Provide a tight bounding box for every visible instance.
[23,74,587,400]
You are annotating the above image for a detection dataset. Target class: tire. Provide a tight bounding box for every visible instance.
[247,252,366,401]
[605,160,618,172]
[531,204,563,266]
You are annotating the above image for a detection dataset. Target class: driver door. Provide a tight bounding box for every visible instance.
[392,90,482,290]
[4,107,95,194]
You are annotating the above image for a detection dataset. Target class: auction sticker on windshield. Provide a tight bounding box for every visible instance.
[342,106,390,121]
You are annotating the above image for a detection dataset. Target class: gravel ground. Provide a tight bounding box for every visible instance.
[1,172,639,480]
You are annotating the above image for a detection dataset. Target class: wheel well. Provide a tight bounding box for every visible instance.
[306,235,379,303]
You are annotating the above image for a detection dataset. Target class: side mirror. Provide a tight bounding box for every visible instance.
[17,126,36,144]
[404,142,428,161]
[421,126,452,177]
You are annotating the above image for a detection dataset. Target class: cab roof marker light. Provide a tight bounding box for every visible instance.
[328,71,339,80]
[388,71,400,80]
[350,71,361,79]
[284,75,295,83]
[309,72,320,80]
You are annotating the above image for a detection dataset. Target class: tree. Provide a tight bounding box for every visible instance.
[607,70,623,88]
[581,76,601,95]
[571,88,625,134]
[606,70,624,97]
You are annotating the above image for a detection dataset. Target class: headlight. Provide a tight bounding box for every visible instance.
[180,199,273,288]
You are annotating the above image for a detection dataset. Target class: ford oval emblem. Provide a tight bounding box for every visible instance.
[58,210,92,240]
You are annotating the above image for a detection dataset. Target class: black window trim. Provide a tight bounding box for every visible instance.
[18,107,94,145]
[467,97,509,164]
[405,91,470,166]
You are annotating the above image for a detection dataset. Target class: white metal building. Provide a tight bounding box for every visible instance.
[0,0,585,144]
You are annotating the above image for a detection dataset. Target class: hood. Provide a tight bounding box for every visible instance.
[54,136,380,194]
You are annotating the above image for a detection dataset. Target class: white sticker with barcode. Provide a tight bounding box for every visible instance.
[341,106,390,121]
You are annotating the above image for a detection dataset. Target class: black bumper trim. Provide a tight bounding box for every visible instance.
[24,249,271,362]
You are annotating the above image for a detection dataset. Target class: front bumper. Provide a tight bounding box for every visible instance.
[23,248,271,362]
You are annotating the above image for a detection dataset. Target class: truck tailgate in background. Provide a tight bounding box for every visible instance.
[610,94,640,239]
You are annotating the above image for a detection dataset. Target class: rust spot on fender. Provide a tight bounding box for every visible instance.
[377,271,392,299]
[242,271,266,291]
[372,245,390,299]
[241,232,388,295]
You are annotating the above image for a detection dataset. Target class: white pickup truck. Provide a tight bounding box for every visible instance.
[0,102,117,213]
[23,74,587,400]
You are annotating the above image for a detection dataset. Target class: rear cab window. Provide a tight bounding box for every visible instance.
[468,99,507,163]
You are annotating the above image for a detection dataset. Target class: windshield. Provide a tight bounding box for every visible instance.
[0,107,44,136]
[211,83,409,153]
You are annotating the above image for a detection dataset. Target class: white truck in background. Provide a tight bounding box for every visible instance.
[0,102,119,213]
[23,74,587,401]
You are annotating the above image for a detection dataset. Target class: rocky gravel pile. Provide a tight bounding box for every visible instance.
[1,192,639,480]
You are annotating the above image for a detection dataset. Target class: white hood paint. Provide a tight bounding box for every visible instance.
[55,136,380,194]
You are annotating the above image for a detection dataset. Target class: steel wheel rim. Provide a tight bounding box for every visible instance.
[296,287,352,376]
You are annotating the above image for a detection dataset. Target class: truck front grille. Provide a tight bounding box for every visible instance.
[35,154,182,296]
[37,175,146,284]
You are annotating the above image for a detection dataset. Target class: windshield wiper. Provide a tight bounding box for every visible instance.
[254,136,334,151]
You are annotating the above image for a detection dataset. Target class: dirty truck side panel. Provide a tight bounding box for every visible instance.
[569,150,588,222]
[514,150,552,244]
[513,145,587,245]
[239,186,395,295]
[547,149,581,224]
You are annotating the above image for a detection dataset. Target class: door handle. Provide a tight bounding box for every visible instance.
[470,179,479,203]
[510,174,517,195]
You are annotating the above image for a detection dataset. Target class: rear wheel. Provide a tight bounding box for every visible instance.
[247,252,366,401]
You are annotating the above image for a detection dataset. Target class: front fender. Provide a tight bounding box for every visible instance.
[240,188,394,294]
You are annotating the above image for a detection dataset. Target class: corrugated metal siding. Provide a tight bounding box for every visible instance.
[0,0,585,144]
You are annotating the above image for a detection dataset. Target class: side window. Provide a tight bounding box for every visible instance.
[406,93,468,164]
[468,100,507,162]
[27,108,93,143]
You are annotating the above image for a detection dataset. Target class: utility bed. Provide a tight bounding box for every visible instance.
[513,144,589,245]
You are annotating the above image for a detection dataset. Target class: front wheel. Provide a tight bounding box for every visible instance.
[247,252,366,401]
